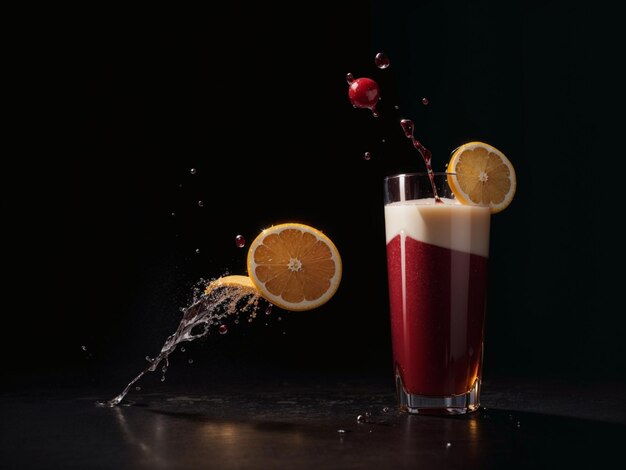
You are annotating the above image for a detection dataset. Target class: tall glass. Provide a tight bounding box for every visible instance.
[383,173,491,415]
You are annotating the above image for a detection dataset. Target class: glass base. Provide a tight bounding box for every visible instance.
[395,373,481,415]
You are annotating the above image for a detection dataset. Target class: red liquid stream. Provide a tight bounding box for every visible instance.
[400,119,442,203]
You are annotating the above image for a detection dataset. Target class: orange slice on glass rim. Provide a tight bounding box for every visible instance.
[447,141,517,214]
[246,223,342,311]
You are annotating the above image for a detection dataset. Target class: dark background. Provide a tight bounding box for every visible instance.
[5,1,614,393]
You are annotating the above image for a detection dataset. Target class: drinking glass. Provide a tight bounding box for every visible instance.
[383,172,491,414]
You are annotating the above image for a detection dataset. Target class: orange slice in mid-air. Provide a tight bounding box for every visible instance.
[204,275,260,296]
[447,141,516,214]
[247,223,342,311]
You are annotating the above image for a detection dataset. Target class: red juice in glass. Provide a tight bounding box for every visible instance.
[384,173,491,414]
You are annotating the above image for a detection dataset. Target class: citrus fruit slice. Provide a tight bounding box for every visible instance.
[447,141,516,214]
[246,223,342,311]
[204,275,259,296]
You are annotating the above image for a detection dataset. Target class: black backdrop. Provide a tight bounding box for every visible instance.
[6,1,615,391]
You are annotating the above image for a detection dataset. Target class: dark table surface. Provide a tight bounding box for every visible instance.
[2,375,625,469]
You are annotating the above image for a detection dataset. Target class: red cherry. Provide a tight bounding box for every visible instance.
[348,77,380,117]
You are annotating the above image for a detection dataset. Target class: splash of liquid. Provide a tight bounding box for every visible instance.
[98,281,262,407]
[400,119,442,203]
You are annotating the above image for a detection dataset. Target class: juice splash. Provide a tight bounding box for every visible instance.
[345,54,441,201]
[98,277,262,407]
[400,119,442,203]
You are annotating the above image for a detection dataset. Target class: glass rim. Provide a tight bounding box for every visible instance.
[384,172,455,181]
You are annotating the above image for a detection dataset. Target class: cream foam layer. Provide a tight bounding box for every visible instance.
[384,198,491,257]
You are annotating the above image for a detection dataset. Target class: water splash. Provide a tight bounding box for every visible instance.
[98,281,262,407]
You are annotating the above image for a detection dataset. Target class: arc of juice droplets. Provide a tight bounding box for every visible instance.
[400,119,442,203]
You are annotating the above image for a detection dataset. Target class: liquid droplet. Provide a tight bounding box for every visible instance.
[346,73,355,84]
[190,168,197,175]
[400,118,414,138]
[357,414,366,423]
[171,212,176,217]
[234,319,239,324]
[516,421,521,428]
[188,359,194,364]
[195,248,200,254]
[145,356,153,363]
[337,429,346,434]
[180,347,186,353]
[381,139,386,143]
[382,406,390,413]
[265,304,273,315]
[235,234,246,248]
[394,105,400,110]
[422,97,429,106]
[135,386,141,391]
[81,345,87,351]
[218,324,228,335]
[446,442,452,448]
[364,152,371,161]
[348,77,381,118]
[374,52,390,69]
[197,200,204,207]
